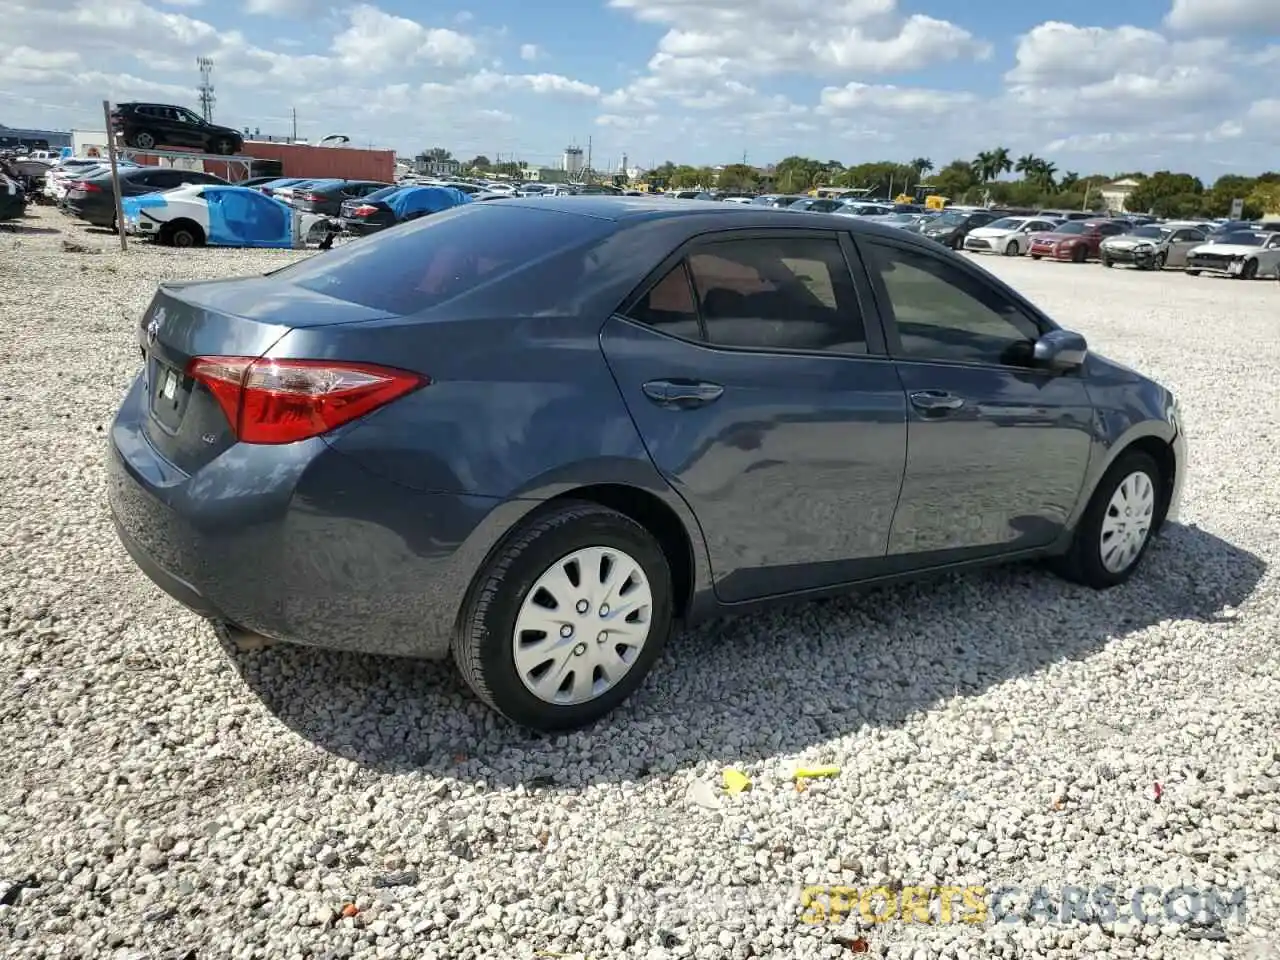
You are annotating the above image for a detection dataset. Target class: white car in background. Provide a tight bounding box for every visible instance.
[121,183,331,248]
[963,215,1062,256]
[1185,229,1280,279]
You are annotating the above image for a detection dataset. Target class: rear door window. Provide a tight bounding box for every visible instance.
[271,203,611,315]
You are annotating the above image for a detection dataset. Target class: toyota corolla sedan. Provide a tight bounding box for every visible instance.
[109,197,1186,731]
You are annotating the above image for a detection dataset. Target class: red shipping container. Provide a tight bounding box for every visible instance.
[123,142,395,183]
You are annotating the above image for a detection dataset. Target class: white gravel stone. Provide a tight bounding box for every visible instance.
[0,209,1278,958]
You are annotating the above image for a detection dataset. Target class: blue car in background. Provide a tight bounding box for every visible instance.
[337,184,471,235]
[108,197,1185,731]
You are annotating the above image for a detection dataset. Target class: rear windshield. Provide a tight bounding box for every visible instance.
[270,203,610,315]
[363,185,403,202]
[1053,222,1086,235]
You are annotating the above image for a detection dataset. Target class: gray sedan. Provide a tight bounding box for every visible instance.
[1100,224,1208,270]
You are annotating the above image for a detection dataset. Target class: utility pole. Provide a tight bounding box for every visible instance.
[291,107,297,142]
[586,136,592,181]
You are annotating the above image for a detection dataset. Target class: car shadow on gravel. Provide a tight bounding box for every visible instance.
[223,521,1264,786]
[0,222,61,235]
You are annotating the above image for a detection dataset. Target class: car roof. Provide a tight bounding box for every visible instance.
[471,195,941,242]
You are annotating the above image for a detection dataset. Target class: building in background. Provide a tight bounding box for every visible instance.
[563,145,584,177]
[1100,178,1142,212]
[0,123,72,151]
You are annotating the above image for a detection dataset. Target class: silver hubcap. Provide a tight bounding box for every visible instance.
[1100,471,1156,573]
[513,546,653,705]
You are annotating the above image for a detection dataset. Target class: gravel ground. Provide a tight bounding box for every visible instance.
[1,207,1277,960]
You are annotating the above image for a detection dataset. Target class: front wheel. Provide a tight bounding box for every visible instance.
[1153,252,1167,270]
[129,130,157,150]
[1102,257,1113,268]
[1071,245,1087,263]
[1031,254,1042,261]
[213,138,237,156]
[1004,240,1019,256]
[1052,450,1163,589]
[453,502,674,731]
[1240,259,1258,280]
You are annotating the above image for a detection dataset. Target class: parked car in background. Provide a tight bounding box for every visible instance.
[1,173,25,221]
[110,102,244,155]
[767,195,808,208]
[1037,209,1093,221]
[1100,224,1208,270]
[338,184,471,236]
[254,177,308,198]
[1028,219,1128,263]
[289,179,392,217]
[1185,230,1280,279]
[63,166,229,229]
[122,184,330,248]
[270,180,323,205]
[44,159,141,201]
[235,176,287,189]
[833,201,895,218]
[963,216,1061,256]
[107,196,1186,732]
[916,208,1003,249]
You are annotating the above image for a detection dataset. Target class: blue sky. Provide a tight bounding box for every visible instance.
[1,0,1277,178]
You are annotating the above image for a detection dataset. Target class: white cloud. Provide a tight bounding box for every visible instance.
[519,43,540,61]
[817,82,977,116]
[1165,0,1280,33]
[331,4,477,70]
[243,0,317,14]
[599,0,988,142]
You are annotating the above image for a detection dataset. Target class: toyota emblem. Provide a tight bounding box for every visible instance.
[146,307,165,346]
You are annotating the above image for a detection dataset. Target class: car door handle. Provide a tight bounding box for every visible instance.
[909,390,965,413]
[642,379,724,408]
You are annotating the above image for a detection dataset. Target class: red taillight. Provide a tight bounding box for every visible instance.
[186,356,427,445]
[297,192,324,202]
[73,181,102,193]
[352,204,377,216]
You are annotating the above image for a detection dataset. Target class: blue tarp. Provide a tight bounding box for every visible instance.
[203,187,293,247]
[384,185,472,220]
[123,186,298,248]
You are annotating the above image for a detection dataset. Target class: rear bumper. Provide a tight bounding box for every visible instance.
[107,374,521,659]
[339,218,385,235]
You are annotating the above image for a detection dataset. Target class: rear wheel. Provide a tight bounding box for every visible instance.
[1031,254,1042,260]
[453,502,674,731]
[1186,269,1200,276]
[1102,257,1113,268]
[1052,450,1162,589]
[129,130,157,150]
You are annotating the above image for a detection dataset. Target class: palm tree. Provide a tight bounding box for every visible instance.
[1038,161,1058,190]
[1059,171,1080,192]
[990,147,1013,179]
[908,157,933,189]
[1015,154,1039,178]
[971,151,994,183]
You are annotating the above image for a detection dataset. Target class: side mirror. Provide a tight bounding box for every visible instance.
[1034,329,1088,372]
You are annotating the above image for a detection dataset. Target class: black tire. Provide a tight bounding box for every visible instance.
[129,130,157,150]
[1240,259,1258,280]
[1185,269,1200,276]
[453,502,674,731]
[1153,252,1167,270]
[1102,257,1113,268]
[162,220,204,248]
[1031,254,1042,261]
[1071,245,1088,263]
[1052,449,1163,589]
[1004,240,1019,256]
[212,138,237,156]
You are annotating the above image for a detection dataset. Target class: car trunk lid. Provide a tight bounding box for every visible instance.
[137,279,396,473]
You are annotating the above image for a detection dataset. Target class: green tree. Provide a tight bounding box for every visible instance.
[716,163,756,191]
[932,159,979,200]
[1203,174,1260,218]
[774,155,823,193]
[1125,171,1204,214]
[424,147,453,161]
[1058,171,1080,192]
[467,155,491,170]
